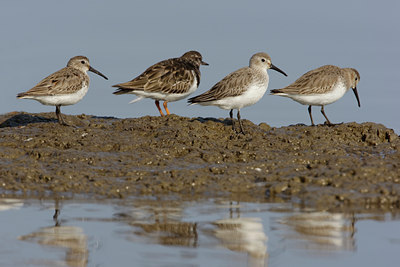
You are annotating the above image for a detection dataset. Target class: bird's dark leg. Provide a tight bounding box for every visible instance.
[308,105,315,126]
[237,109,246,135]
[55,105,68,126]
[53,198,60,227]
[155,100,165,116]
[320,106,332,125]
[229,109,235,131]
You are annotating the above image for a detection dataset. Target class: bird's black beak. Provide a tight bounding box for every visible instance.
[270,63,287,76]
[352,87,361,107]
[89,66,108,80]
[201,61,209,66]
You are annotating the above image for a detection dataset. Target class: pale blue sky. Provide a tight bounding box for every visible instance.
[1,0,399,132]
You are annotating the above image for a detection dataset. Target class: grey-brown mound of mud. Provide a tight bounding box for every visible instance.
[1,112,399,211]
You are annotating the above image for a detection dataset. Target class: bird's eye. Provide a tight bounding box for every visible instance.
[355,77,358,81]
[81,61,85,64]
[261,58,266,62]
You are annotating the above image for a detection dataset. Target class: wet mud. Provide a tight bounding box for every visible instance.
[0,112,399,211]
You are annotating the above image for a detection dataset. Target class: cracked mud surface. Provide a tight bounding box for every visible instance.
[0,112,399,211]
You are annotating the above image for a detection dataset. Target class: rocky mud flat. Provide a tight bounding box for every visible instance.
[0,112,399,211]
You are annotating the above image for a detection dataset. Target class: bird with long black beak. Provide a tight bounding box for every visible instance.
[17,56,108,125]
[270,65,360,126]
[189,52,287,134]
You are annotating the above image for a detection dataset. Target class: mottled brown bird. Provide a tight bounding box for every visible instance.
[113,51,208,116]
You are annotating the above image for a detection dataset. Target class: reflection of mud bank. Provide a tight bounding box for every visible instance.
[0,112,399,210]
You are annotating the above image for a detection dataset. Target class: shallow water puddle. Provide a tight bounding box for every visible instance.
[0,198,399,267]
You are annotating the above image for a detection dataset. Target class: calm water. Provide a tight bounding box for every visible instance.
[0,198,399,267]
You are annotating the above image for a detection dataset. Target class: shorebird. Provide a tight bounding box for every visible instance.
[17,56,108,125]
[188,52,287,134]
[112,51,208,116]
[270,65,360,126]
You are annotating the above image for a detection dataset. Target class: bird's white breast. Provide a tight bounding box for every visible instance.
[32,85,89,106]
[207,82,269,110]
[129,74,198,102]
[285,81,347,106]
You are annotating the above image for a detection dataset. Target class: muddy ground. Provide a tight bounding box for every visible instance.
[0,112,399,211]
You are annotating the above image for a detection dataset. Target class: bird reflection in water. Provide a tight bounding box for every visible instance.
[279,211,356,251]
[212,217,268,266]
[208,201,268,267]
[115,200,198,247]
[18,199,89,267]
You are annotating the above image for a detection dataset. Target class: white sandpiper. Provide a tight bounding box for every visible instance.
[270,65,360,126]
[188,52,287,134]
[17,56,108,125]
